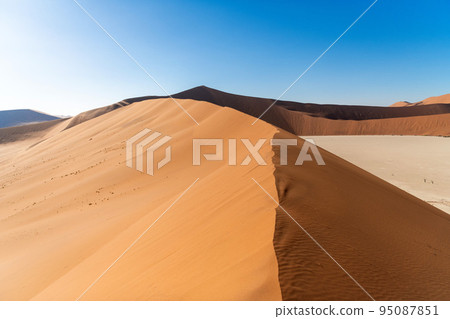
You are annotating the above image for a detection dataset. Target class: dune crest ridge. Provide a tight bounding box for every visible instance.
[0,99,282,300]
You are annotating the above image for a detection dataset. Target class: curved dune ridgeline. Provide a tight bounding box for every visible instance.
[172,87,450,136]
[0,99,282,300]
[391,93,450,107]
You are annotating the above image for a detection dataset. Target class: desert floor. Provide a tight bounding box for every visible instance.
[302,136,450,214]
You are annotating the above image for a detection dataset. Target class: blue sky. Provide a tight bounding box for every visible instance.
[1,0,450,115]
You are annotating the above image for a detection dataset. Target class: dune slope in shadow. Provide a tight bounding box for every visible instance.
[173,87,450,136]
[271,131,450,300]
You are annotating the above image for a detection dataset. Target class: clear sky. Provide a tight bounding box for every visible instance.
[1,0,450,115]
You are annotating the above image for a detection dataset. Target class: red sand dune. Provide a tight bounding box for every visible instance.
[272,132,450,300]
[1,87,450,301]
[0,119,67,144]
[0,99,282,300]
[171,86,450,136]
[391,93,450,107]
[0,98,449,300]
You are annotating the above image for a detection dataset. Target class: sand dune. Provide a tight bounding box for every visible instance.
[272,133,450,300]
[0,109,61,129]
[421,93,450,105]
[172,86,450,136]
[391,93,450,107]
[390,101,412,107]
[0,99,281,300]
[64,96,161,130]
[0,119,67,144]
[284,112,450,136]
[172,86,450,120]
[0,119,69,167]
[1,97,449,300]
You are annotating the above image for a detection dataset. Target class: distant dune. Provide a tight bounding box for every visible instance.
[391,93,450,107]
[171,87,450,136]
[1,98,449,300]
[390,101,412,107]
[61,86,450,136]
[0,109,60,128]
[2,87,448,141]
[0,119,67,144]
